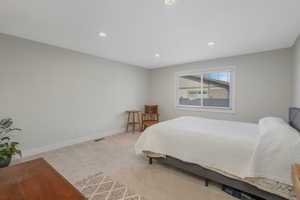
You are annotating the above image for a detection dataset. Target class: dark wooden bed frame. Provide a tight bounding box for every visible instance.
[147,108,300,200]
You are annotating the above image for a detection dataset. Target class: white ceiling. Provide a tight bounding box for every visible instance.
[0,0,300,68]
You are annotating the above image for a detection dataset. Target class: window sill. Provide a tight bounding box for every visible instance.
[175,105,236,114]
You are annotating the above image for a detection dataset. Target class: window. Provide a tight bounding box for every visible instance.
[175,67,235,112]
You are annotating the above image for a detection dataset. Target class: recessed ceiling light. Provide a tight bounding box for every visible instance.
[98,32,107,37]
[208,42,216,47]
[164,0,175,6]
[155,53,160,58]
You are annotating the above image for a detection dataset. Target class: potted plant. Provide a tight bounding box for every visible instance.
[0,118,22,168]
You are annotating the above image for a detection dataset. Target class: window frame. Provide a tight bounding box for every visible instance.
[175,66,236,113]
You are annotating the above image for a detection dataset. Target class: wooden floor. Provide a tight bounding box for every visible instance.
[0,158,85,200]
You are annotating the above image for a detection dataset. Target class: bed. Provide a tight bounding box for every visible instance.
[135,108,300,200]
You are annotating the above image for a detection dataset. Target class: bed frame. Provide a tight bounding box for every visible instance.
[148,108,300,200]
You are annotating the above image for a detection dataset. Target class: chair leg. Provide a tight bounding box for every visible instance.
[126,112,130,132]
[132,112,136,133]
[142,123,145,131]
[139,112,142,132]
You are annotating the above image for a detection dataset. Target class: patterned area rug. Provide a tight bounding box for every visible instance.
[73,171,296,200]
[73,172,146,200]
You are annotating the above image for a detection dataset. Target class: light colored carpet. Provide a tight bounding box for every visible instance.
[17,132,238,200]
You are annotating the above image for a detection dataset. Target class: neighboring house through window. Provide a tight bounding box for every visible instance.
[175,67,235,112]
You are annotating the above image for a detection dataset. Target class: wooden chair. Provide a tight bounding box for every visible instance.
[142,105,159,131]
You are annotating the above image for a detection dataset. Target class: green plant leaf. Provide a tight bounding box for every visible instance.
[0,118,22,159]
[1,137,10,141]
[0,119,13,129]
[16,149,22,157]
[11,141,19,145]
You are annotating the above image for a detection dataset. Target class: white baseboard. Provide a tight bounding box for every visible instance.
[22,128,125,158]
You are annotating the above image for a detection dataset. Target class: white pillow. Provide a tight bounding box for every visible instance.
[258,117,287,135]
[252,117,300,184]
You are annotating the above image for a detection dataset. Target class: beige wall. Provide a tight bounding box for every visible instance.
[0,34,149,156]
[293,35,300,107]
[0,33,296,157]
[149,49,293,123]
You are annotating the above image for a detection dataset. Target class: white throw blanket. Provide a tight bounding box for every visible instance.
[135,116,300,185]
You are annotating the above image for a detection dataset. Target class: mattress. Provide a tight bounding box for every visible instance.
[135,116,300,185]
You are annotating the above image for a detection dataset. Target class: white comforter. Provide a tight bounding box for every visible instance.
[135,116,300,185]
